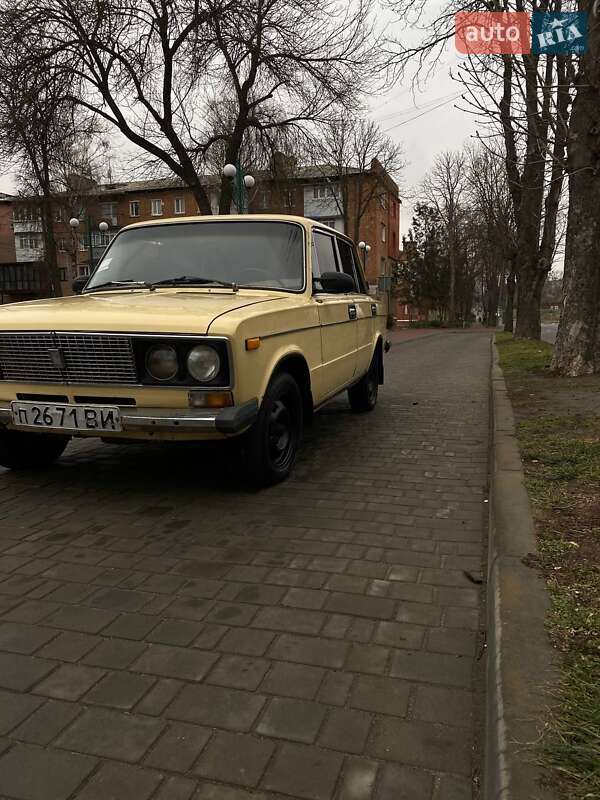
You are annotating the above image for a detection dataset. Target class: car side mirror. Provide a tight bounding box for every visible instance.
[317,272,356,294]
[72,276,88,295]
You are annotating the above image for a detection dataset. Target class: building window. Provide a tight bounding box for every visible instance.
[79,238,88,252]
[381,224,386,243]
[285,190,294,208]
[151,199,163,216]
[91,232,113,247]
[60,267,67,282]
[312,184,339,199]
[54,207,64,222]
[174,197,185,214]
[100,202,118,226]
[18,236,41,250]
[129,201,140,217]
[14,207,37,222]
[79,265,91,276]
[56,238,66,251]
[258,190,270,210]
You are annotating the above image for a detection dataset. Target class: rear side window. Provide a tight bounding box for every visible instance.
[337,238,366,293]
[312,232,338,277]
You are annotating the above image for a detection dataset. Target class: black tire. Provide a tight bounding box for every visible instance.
[0,430,70,470]
[237,372,303,489]
[348,351,379,413]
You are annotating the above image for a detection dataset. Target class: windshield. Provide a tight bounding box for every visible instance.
[86,220,305,292]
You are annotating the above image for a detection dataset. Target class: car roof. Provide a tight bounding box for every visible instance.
[121,214,353,243]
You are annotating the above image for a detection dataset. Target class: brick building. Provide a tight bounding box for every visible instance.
[0,194,16,264]
[0,160,401,299]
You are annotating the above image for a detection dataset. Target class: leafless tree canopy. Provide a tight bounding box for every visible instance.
[0,12,104,295]
[309,116,405,240]
[1,0,383,214]
[399,143,518,325]
[386,0,575,339]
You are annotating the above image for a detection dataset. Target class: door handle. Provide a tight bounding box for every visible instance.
[348,304,357,320]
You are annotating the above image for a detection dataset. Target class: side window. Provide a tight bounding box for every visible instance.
[337,238,366,293]
[312,232,338,279]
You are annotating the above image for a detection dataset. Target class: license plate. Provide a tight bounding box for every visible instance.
[11,402,122,433]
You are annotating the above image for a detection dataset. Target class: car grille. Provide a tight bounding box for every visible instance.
[0,333,137,385]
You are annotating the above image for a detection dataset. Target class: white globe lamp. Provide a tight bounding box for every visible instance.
[222,163,237,179]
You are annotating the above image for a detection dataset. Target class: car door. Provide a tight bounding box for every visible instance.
[335,237,374,377]
[311,230,358,399]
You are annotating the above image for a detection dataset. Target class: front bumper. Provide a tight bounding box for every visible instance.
[0,398,259,436]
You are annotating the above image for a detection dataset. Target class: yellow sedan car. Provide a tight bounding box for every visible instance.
[0,215,387,487]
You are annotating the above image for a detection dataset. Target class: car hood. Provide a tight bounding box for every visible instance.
[0,289,285,335]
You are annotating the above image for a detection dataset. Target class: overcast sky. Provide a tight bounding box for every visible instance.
[368,55,474,239]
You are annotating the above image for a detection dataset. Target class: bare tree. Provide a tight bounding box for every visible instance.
[552,3,600,375]
[0,16,100,296]
[386,0,574,339]
[311,116,405,241]
[466,144,517,329]
[422,150,467,324]
[5,0,380,216]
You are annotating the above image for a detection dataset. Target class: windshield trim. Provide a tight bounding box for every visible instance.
[84,219,308,295]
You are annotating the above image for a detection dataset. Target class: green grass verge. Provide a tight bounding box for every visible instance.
[497,334,600,799]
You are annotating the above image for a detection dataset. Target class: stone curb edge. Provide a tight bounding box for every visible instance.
[484,336,559,800]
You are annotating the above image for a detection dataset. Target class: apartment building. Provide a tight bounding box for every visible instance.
[1,159,401,297]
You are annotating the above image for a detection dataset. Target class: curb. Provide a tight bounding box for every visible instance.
[485,338,559,800]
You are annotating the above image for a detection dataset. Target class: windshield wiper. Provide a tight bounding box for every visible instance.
[84,279,153,293]
[150,276,238,292]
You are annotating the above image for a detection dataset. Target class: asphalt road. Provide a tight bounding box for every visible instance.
[0,332,492,800]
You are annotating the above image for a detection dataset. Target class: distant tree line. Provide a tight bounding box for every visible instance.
[397,143,518,327]
[386,0,600,376]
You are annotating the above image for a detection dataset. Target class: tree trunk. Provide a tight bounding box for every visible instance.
[551,5,600,375]
[41,195,62,297]
[448,238,456,324]
[192,183,212,215]
[514,264,545,339]
[503,269,516,333]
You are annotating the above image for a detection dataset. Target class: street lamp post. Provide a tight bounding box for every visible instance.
[358,241,371,271]
[69,217,80,280]
[222,162,255,214]
[69,218,110,277]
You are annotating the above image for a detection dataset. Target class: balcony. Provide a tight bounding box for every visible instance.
[303,187,342,219]
[13,220,43,234]
[0,262,45,295]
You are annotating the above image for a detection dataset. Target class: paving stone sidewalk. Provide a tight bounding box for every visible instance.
[0,332,491,800]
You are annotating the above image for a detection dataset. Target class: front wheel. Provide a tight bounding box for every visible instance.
[0,430,70,470]
[348,352,379,413]
[237,372,303,489]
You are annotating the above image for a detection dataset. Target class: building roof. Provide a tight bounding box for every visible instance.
[8,159,399,203]
[0,192,17,203]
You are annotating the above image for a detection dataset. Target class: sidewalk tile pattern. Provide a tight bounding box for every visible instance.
[0,333,489,800]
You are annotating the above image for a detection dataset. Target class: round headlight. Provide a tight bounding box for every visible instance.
[187,345,220,382]
[146,345,178,381]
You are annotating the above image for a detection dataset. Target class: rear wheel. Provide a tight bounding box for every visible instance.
[237,372,303,488]
[348,351,379,413]
[0,430,70,470]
